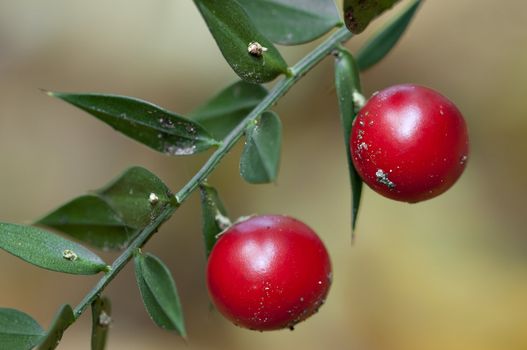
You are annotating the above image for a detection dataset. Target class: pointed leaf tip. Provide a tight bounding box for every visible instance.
[334,49,363,237]
[51,92,217,155]
[0,222,107,275]
[357,0,422,71]
[134,252,186,338]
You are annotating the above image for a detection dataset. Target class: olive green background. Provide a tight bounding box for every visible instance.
[0,0,526,349]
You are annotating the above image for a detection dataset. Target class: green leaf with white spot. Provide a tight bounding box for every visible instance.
[37,167,174,251]
[343,0,401,34]
[48,92,218,156]
[199,184,229,257]
[134,252,186,338]
[237,0,341,45]
[37,305,75,350]
[334,48,363,236]
[0,222,107,274]
[0,308,45,350]
[91,297,111,350]
[357,0,421,71]
[194,0,288,83]
[189,81,268,140]
[240,111,282,184]
[96,167,174,229]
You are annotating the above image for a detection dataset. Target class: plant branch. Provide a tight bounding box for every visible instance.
[177,27,353,200]
[73,204,176,317]
[73,26,353,318]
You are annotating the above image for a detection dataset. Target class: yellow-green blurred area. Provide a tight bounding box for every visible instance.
[0,0,526,349]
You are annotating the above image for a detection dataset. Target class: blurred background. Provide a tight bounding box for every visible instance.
[0,0,526,349]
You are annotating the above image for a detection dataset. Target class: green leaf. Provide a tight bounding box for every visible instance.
[48,92,218,156]
[236,0,341,45]
[199,184,229,257]
[343,0,401,34]
[240,111,282,184]
[334,48,363,236]
[38,305,75,350]
[134,252,186,338]
[0,222,108,275]
[37,195,137,251]
[37,167,174,251]
[357,0,421,71]
[189,81,267,140]
[194,0,288,83]
[91,297,111,350]
[0,308,45,350]
[96,167,173,229]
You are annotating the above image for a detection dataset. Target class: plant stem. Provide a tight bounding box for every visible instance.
[73,26,353,318]
[177,27,353,200]
[73,204,176,317]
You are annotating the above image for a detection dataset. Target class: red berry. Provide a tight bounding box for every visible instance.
[206,215,331,331]
[351,84,469,203]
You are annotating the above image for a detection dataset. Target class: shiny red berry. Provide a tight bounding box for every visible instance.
[351,84,469,203]
[206,215,331,331]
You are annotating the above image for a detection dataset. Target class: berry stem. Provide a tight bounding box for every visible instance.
[73,26,353,319]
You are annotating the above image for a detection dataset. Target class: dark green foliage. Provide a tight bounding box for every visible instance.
[190,81,267,140]
[194,0,288,83]
[237,0,341,45]
[134,252,186,338]
[357,0,422,70]
[199,184,230,256]
[0,222,107,275]
[38,167,174,251]
[48,92,218,156]
[343,0,401,34]
[334,49,364,235]
[240,111,282,184]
